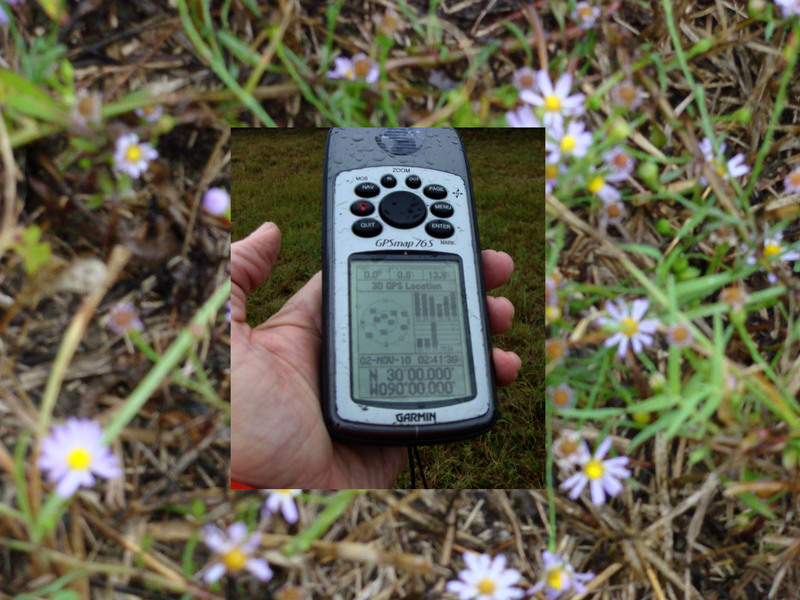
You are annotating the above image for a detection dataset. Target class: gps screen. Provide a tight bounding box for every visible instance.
[349,255,475,405]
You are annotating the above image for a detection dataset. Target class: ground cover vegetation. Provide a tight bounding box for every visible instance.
[1,0,799,598]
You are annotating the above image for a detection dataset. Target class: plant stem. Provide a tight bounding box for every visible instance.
[545,386,556,552]
[102,278,230,444]
[744,20,800,202]
[176,0,277,126]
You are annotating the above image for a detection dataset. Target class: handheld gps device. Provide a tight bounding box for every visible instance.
[322,128,497,445]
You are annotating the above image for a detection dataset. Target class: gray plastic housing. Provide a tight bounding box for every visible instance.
[322,128,497,445]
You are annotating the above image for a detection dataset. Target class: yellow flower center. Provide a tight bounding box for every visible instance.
[547,567,564,590]
[670,325,689,342]
[621,316,638,336]
[578,6,594,19]
[789,171,800,187]
[544,94,562,112]
[560,135,576,153]
[558,438,578,455]
[584,459,604,480]
[618,84,636,105]
[66,447,92,470]
[222,548,247,572]
[353,58,371,78]
[606,202,623,219]
[477,578,496,594]
[546,339,566,360]
[613,153,630,169]
[545,163,559,179]
[77,96,96,117]
[545,305,561,323]
[587,176,605,194]
[721,287,741,303]
[763,243,782,258]
[553,388,570,406]
[125,144,143,163]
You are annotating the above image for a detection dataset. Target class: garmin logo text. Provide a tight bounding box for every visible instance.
[396,412,437,423]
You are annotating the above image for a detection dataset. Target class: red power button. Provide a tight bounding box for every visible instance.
[350,200,375,216]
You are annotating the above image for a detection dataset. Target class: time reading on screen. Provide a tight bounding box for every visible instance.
[349,256,475,404]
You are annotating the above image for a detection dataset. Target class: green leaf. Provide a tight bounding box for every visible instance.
[282,490,361,556]
[629,393,680,413]
[0,69,70,126]
[35,0,65,20]
[673,270,738,304]
[13,571,87,600]
[557,407,627,419]
[502,20,533,63]
[735,492,777,520]
[618,243,665,261]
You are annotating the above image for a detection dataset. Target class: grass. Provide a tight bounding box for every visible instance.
[231,127,546,488]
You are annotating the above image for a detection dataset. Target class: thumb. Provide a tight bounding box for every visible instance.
[231,222,281,322]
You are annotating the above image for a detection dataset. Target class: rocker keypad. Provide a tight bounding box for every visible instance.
[350,174,455,238]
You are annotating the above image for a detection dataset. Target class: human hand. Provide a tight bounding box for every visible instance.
[231,222,521,488]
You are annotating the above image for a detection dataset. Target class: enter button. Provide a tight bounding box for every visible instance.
[425,220,454,239]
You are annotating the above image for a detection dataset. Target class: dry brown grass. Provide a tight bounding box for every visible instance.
[1,0,800,598]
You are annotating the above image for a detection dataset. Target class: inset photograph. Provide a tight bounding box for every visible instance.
[231,127,544,489]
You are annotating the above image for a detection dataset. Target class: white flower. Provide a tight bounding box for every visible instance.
[263,489,301,523]
[571,2,601,29]
[560,437,631,505]
[520,71,585,126]
[202,523,272,583]
[512,66,537,92]
[71,89,103,126]
[762,233,800,262]
[113,133,158,179]
[545,157,563,194]
[445,552,524,600]
[744,231,800,283]
[546,118,592,160]
[529,551,595,600]
[106,302,144,336]
[775,0,800,18]
[0,0,19,25]
[373,7,406,36]
[548,383,575,410]
[784,166,800,194]
[546,338,569,363]
[604,146,636,182]
[135,104,164,123]
[666,323,694,348]
[698,137,749,183]
[327,53,379,83]
[202,187,230,216]
[586,174,620,204]
[506,105,542,128]
[39,418,122,498]
[597,298,659,358]
[599,199,626,228]
[610,79,645,111]
[552,430,591,473]
[719,284,749,313]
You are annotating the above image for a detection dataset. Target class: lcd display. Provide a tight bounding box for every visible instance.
[349,256,475,405]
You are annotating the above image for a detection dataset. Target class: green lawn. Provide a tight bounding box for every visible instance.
[231,128,545,487]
